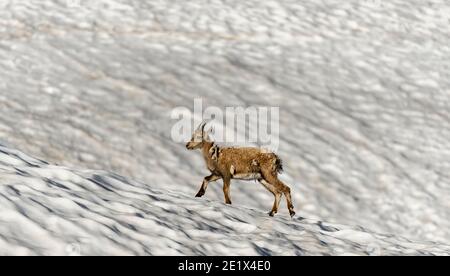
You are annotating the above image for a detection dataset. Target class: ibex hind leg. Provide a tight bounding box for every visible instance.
[283,187,296,218]
[263,173,296,218]
[258,178,282,217]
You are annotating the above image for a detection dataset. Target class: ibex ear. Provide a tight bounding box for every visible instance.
[205,126,216,142]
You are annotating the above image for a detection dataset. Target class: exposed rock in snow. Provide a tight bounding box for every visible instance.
[1,144,449,256]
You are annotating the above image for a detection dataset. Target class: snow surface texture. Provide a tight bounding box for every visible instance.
[1,144,450,256]
[1,0,450,253]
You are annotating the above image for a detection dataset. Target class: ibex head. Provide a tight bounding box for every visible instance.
[186,120,213,150]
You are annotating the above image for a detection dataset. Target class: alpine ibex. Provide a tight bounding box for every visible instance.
[186,121,296,217]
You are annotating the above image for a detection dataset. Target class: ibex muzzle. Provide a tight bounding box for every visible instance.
[186,121,296,218]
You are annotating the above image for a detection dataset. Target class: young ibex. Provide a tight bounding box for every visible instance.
[186,121,296,217]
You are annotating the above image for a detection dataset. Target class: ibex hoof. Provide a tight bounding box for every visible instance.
[195,191,205,197]
[269,211,275,217]
[290,211,296,218]
[225,201,232,205]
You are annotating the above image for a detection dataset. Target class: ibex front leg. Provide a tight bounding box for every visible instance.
[223,176,232,205]
[196,174,221,198]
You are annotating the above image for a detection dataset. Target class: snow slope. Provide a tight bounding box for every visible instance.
[1,144,449,256]
[1,0,450,250]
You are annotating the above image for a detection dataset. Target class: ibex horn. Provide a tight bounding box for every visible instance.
[196,119,212,132]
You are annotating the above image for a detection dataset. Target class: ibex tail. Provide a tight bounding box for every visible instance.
[273,155,283,174]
